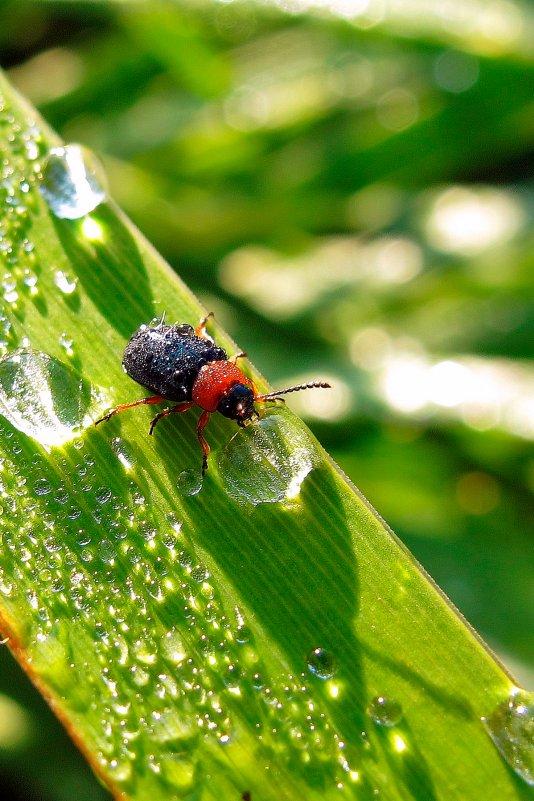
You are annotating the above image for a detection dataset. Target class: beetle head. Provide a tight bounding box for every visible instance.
[217,383,256,425]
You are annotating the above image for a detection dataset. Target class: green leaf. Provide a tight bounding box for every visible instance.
[0,70,531,801]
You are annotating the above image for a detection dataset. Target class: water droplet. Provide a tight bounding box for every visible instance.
[98,538,116,564]
[306,647,337,680]
[95,486,112,505]
[33,477,52,496]
[111,437,136,470]
[54,270,78,295]
[22,269,38,293]
[107,759,132,784]
[219,412,318,505]
[235,625,252,645]
[161,631,187,665]
[368,696,403,727]
[39,144,107,219]
[0,350,100,449]
[176,469,203,496]
[2,274,18,304]
[54,488,69,504]
[43,536,62,554]
[58,333,74,356]
[151,708,198,748]
[482,688,534,785]
[190,564,210,583]
[178,549,193,568]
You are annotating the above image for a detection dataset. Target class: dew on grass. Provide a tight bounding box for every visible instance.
[483,688,534,785]
[39,144,106,220]
[0,350,98,448]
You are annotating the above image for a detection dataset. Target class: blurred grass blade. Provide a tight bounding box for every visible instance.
[0,70,531,801]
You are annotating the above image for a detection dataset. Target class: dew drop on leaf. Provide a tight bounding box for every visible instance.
[95,486,112,505]
[39,144,107,219]
[306,647,337,679]
[190,564,210,583]
[2,274,18,304]
[235,625,252,645]
[106,759,132,785]
[22,268,38,293]
[218,412,318,505]
[33,477,52,496]
[111,436,136,470]
[58,333,74,356]
[54,270,78,295]
[482,688,534,785]
[176,468,203,496]
[368,695,403,727]
[0,350,100,448]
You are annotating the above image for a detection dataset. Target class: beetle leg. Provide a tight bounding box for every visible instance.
[149,402,194,436]
[95,395,165,426]
[196,410,211,475]
[195,312,214,339]
[230,351,247,364]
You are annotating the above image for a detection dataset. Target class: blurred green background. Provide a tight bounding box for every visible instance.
[1,0,533,798]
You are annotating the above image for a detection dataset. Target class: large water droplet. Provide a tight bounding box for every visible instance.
[368,695,403,727]
[219,412,318,505]
[39,144,107,219]
[0,350,100,449]
[482,688,534,785]
[306,647,337,680]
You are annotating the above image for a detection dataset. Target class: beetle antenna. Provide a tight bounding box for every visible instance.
[256,381,331,401]
[158,311,166,327]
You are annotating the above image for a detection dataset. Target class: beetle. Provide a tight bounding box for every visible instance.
[95,314,330,475]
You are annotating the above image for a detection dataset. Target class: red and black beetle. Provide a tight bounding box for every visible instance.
[96,315,330,474]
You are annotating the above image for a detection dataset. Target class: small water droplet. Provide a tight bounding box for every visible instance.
[54,488,69,504]
[2,274,18,304]
[54,270,78,295]
[252,673,264,689]
[178,549,193,568]
[66,505,82,520]
[176,469,203,496]
[306,647,337,680]
[235,625,252,644]
[219,412,318,505]
[223,663,242,687]
[22,269,38,294]
[0,350,100,449]
[44,534,62,553]
[368,696,403,727]
[98,539,115,564]
[58,333,74,356]
[161,631,187,665]
[39,144,107,219]
[95,486,112,505]
[111,437,136,470]
[190,564,210,583]
[482,688,534,786]
[33,477,52,496]
[107,759,132,784]
[133,638,157,666]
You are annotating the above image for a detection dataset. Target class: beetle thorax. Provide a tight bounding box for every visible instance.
[192,361,255,414]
